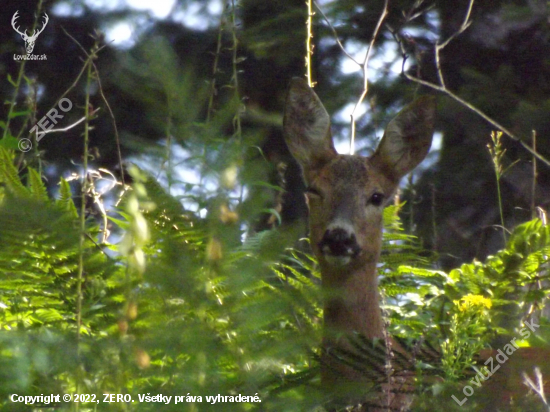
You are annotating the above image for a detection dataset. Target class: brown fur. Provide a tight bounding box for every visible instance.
[283,78,435,410]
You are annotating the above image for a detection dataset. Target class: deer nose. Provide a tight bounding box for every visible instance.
[318,228,361,258]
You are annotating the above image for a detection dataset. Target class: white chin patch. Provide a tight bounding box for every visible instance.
[324,255,351,266]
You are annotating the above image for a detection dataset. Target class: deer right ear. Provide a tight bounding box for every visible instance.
[370,96,436,181]
[283,78,337,172]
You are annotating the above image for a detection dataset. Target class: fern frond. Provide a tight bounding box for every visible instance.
[0,147,27,197]
[56,177,78,218]
[27,167,48,201]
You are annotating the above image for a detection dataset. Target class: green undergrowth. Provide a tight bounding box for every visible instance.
[1,143,549,411]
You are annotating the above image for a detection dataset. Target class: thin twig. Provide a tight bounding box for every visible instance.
[59,27,107,102]
[313,1,360,65]
[350,0,389,154]
[438,0,474,49]
[312,0,389,153]
[61,28,125,187]
[3,0,45,141]
[198,2,228,204]
[306,0,314,87]
[230,0,242,141]
[392,0,550,167]
[206,0,227,122]
[402,72,550,167]
[92,61,124,185]
[522,367,548,407]
[229,0,245,206]
[74,40,96,412]
[435,0,474,88]
[25,27,106,142]
[36,113,98,137]
[531,130,538,218]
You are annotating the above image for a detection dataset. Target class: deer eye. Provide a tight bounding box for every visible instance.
[305,186,322,198]
[369,192,384,207]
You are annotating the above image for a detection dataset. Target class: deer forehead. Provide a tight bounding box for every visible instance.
[308,155,391,193]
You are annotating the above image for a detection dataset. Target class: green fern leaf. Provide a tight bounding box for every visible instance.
[27,167,48,201]
[56,178,78,218]
[0,147,28,197]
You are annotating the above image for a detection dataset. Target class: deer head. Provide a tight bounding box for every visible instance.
[12,11,49,54]
[284,78,435,281]
[283,78,435,394]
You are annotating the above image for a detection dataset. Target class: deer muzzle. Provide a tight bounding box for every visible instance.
[318,227,361,266]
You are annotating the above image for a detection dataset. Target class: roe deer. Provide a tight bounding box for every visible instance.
[283,78,550,411]
[283,78,435,410]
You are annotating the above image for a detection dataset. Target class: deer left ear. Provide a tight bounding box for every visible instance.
[283,78,337,173]
[370,96,436,181]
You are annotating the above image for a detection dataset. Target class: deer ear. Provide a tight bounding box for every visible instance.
[283,78,337,172]
[370,96,436,181]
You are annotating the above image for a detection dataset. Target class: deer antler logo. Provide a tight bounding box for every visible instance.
[12,11,49,54]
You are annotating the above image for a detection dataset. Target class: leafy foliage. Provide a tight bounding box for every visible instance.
[2,140,549,411]
[1,3,550,410]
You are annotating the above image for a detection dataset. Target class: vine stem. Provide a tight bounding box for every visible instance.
[306,0,314,87]
[75,50,94,412]
[531,130,537,219]
[3,0,45,141]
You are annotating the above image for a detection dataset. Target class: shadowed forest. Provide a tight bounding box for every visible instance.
[1,0,550,410]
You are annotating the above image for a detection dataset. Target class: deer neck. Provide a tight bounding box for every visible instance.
[321,257,385,341]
